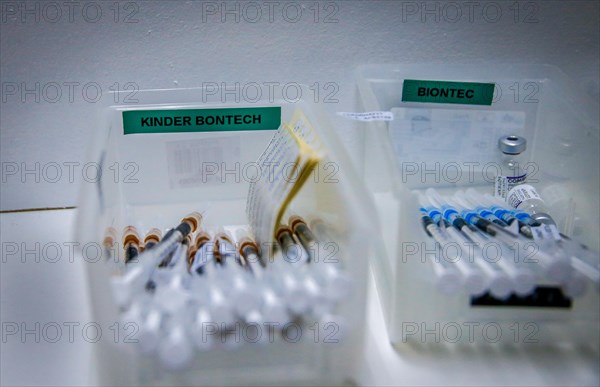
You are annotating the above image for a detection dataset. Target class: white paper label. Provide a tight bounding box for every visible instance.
[494,173,527,198]
[246,111,324,251]
[246,128,299,249]
[506,184,543,209]
[389,108,525,165]
[337,111,394,121]
[531,224,561,241]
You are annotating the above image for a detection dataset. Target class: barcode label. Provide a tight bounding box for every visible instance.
[166,136,240,189]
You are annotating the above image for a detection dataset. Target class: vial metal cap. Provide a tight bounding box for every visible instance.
[498,135,527,154]
[530,212,556,226]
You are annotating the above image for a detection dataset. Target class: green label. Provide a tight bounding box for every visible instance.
[402,79,495,106]
[122,107,281,134]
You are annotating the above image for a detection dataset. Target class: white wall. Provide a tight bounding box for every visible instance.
[1,0,598,211]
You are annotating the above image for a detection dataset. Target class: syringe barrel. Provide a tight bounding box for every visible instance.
[190,242,216,275]
[241,245,266,277]
[425,187,445,208]
[290,216,318,256]
[276,227,309,265]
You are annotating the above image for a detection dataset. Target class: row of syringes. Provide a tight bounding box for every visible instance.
[418,188,599,299]
[104,213,351,370]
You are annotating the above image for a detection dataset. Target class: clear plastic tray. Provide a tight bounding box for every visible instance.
[356,64,600,345]
[74,85,378,385]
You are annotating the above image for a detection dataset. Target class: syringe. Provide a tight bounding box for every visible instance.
[141,228,162,252]
[102,226,118,262]
[266,240,312,315]
[276,225,330,305]
[559,239,600,289]
[421,208,477,294]
[136,308,163,356]
[138,212,202,271]
[453,192,571,283]
[483,192,559,241]
[130,228,166,355]
[425,189,513,299]
[188,232,236,328]
[123,226,141,264]
[277,225,310,265]
[277,223,339,317]
[118,236,165,359]
[157,315,194,371]
[236,229,267,276]
[417,193,487,296]
[149,230,190,293]
[215,230,263,318]
[442,192,537,296]
[479,191,598,288]
[454,191,509,228]
[467,189,534,238]
[188,230,213,275]
[111,213,202,308]
[119,293,161,357]
[190,307,215,351]
[236,229,291,325]
[154,239,191,315]
[421,235,464,295]
[289,215,352,302]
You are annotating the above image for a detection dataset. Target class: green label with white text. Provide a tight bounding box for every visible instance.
[402,79,495,105]
[122,107,281,134]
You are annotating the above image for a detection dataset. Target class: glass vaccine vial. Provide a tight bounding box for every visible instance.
[495,135,527,199]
